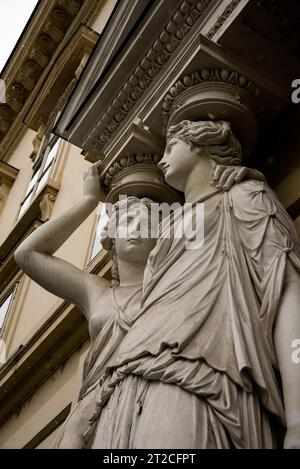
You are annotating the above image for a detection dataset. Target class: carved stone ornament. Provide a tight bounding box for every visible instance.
[205,0,242,40]
[163,68,262,157]
[84,0,214,153]
[0,0,105,161]
[103,154,182,204]
[30,123,47,162]
[0,1,84,144]
[39,191,57,222]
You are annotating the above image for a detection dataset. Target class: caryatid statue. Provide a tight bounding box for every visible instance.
[14,67,300,449]
[83,77,300,449]
[14,153,259,449]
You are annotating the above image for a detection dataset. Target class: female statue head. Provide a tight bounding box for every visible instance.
[158,120,242,192]
[100,196,157,287]
[167,120,241,162]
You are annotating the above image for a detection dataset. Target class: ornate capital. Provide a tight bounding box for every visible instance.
[162,68,262,157]
[103,153,182,204]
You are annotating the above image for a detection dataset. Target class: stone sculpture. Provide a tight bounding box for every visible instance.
[83,120,300,449]
[14,166,156,447]
[13,154,264,448]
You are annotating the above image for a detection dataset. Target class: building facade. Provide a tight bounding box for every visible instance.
[0,0,299,448]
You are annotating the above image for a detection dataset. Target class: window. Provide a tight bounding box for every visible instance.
[89,203,109,262]
[0,283,18,335]
[18,135,61,220]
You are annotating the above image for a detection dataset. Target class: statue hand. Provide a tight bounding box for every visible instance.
[83,161,105,204]
[284,425,300,449]
[211,162,266,191]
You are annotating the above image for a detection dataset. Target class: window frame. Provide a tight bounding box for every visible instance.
[0,282,19,337]
[18,135,61,220]
[87,203,109,264]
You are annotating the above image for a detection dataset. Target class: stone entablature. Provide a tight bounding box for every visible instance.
[53,0,292,173]
[83,0,214,154]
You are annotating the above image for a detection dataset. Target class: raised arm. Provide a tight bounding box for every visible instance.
[14,164,107,317]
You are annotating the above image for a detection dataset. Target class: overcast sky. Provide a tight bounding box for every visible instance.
[0,0,39,73]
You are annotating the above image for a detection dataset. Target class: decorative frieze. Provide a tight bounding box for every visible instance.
[0,0,84,146]
[0,0,107,161]
[84,0,213,154]
[205,0,242,40]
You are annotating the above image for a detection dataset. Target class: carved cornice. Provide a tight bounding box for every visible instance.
[0,0,101,161]
[205,0,242,40]
[83,0,213,154]
[0,0,84,139]
[0,162,19,186]
[24,26,98,133]
[162,67,262,126]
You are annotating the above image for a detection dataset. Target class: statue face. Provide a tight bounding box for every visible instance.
[114,203,157,263]
[158,137,201,192]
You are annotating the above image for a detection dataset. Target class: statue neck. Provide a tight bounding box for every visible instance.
[118,258,145,287]
[184,157,214,203]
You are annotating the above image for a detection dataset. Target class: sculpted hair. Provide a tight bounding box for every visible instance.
[100,196,154,288]
[167,120,242,165]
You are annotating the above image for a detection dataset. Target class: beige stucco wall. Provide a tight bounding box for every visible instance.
[90,0,118,34]
[0,340,89,448]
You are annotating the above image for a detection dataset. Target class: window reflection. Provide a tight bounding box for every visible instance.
[0,283,18,334]
[89,204,108,261]
[18,136,61,220]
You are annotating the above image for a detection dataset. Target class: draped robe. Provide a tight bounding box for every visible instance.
[54,180,300,448]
